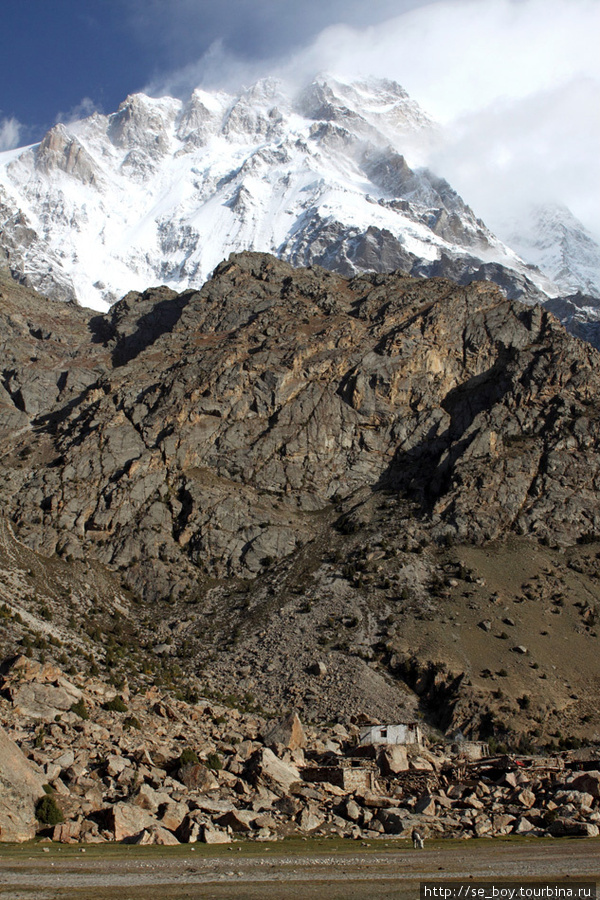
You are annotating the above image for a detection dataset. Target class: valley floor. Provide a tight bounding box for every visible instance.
[0,837,598,900]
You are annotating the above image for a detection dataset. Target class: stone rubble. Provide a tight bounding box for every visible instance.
[1,655,599,845]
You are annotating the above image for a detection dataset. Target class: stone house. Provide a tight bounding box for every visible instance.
[450,740,490,761]
[358,722,422,748]
[302,758,378,792]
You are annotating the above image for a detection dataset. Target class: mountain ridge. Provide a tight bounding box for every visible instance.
[0,73,557,312]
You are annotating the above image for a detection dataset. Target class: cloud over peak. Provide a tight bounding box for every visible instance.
[0,117,22,152]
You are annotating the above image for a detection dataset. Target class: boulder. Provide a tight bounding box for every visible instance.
[568,771,600,799]
[159,801,189,832]
[131,783,171,813]
[253,813,278,829]
[176,813,205,844]
[414,795,436,816]
[52,821,82,844]
[202,824,231,844]
[133,825,180,845]
[309,662,327,677]
[473,815,493,837]
[54,750,75,770]
[106,802,156,842]
[0,724,46,842]
[360,793,401,809]
[377,745,408,775]
[408,756,435,772]
[516,789,536,809]
[106,755,129,778]
[492,813,515,835]
[554,789,594,810]
[548,818,600,837]
[192,798,234,815]
[247,748,301,794]
[12,681,82,720]
[378,807,412,834]
[217,809,256,833]
[178,764,219,791]
[345,799,362,822]
[262,712,307,751]
[513,817,535,834]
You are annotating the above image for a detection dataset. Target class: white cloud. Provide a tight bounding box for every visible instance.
[300,0,600,121]
[142,0,600,240]
[0,117,22,151]
[293,0,600,240]
[144,40,267,97]
[55,97,102,126]
[430,76,600,240]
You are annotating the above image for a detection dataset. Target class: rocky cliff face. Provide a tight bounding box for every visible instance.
[3,252,599,592]
[2,254,600,739]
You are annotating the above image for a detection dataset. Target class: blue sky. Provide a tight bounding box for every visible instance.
[3,0,426,141]
[3,0,600,238]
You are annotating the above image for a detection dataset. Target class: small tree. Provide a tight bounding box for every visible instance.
[35,794,64,826]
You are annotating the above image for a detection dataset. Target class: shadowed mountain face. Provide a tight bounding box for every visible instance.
[2,254,600,734]
[3,254,600,597]
[1,251,600,602]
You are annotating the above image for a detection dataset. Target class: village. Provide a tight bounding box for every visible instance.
[1,654,599,846]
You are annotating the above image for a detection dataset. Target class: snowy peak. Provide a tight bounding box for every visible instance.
[500,203,600,298]
[176,89,230,147]
[0,75,558,310]
[108,93,179,155]
[297,73,432,140]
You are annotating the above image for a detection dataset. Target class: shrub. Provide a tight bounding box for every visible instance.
[488,736,508,755]
[35,794,63,826]
[70,699,89,720]
[178,748,199,768]
[205,752,222,772]
[103,695,128,713]
[123,715,142,730]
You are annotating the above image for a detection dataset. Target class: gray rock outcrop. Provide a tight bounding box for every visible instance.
[0,725,46,841]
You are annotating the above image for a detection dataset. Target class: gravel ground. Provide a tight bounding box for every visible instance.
[0,840,599,899]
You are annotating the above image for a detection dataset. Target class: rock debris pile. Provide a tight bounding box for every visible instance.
[1,656,599,845]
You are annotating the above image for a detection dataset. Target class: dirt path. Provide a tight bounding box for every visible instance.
[0,839,598,900]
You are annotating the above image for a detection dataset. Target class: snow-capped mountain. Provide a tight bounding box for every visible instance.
[499,203,600,299]
[0,74,556,311]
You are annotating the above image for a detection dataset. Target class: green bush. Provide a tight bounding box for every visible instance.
[178,748,199,768]
[123,715,141,730]
[103,695,128,713]
[70,699,89,720]
[205,752,222,772]
[488,736,508,755]
[35,794,64,826]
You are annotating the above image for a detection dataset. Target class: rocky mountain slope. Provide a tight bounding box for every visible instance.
[0,74,555,311]
[2,253,600,749]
